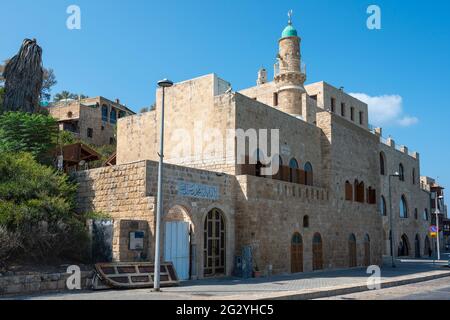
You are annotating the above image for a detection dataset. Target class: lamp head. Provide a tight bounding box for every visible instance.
[157,79,174,88]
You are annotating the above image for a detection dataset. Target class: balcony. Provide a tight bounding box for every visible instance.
[236,163,326,202]
[274,62,307,77]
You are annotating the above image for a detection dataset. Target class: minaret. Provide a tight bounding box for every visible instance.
[274,11,306,117]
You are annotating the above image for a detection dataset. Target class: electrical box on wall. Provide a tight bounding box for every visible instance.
[129,231,145,250]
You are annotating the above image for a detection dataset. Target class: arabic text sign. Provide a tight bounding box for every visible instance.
[177,181,219,201]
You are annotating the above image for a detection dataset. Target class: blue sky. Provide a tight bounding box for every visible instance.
[1,0,449,187]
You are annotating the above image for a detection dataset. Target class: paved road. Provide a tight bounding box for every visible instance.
[4,255,450,300]
[319,276,450,300]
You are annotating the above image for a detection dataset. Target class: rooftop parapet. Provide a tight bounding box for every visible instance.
[372,127,419,160]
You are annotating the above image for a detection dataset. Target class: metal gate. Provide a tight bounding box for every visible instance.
[204,209,226,277]
[164,221,190,280]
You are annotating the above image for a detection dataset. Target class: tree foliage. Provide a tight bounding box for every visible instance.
[0,152,90,265]
[41,68,57,102]
[53,91,88,102]
[0,112,58,163]
[0,86,4,113]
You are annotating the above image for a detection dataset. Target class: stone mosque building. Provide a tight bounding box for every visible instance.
[75,16,433,280]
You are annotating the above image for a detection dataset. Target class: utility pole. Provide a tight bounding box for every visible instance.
[435,194,442,261]
[389,172,400,268]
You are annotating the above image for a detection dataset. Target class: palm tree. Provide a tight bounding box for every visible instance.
[53,91,88,102]
[53,91,76,102]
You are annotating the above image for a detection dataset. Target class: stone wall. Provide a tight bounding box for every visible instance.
[0,270,93,296]
[379,141,431,257]
[75,160,236,278]
[76,161,154,262]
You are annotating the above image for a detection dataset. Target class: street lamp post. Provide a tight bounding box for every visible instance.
[153,79,173,292]
[435,195,444,261]
[389,172,400,268]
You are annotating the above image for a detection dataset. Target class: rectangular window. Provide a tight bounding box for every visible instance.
[359,111,364,125]
[331,98,336,112]
[351,107,355,121]
[341,103,346,117]
[273,92,279,106]
[87,128,93,138]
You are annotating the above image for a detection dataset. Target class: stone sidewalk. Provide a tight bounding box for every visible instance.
[5,256,450,300]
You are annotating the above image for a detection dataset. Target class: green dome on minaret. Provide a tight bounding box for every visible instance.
[281,9,298,38]
[282,25,298,38]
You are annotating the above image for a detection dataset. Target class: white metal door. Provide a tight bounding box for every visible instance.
[164,221,190,280]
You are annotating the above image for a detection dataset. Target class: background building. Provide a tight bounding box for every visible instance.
[48,96,135,146]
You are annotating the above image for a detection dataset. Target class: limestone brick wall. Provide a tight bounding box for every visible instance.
[117,111,158,165]
[316,111,383,268]
[306,82,369,130]
[379,141,431,257]
[234,93,324,187]
[116,74,237,175]
[75,160,236,278]
[239,81,277,107]
[75,161,154,261]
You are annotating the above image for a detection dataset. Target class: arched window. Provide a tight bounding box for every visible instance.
[304,162,313,186]
[303,215,310,228]
[423,208,429,221]
[380,152,386,176]
[356,181,365,203]
[367,186,376,204]
[412,168,416,185]
[289,158,299,183]
[345,181,353,201]
[348,234,357,267]
[110,108,117,125]
[380,196,387,216]
[101,104,108,122]
[364,234,371,266]
[399,163,405,181]
[398,234,410,257]
[291,233,303,273]
[400,195,408,218]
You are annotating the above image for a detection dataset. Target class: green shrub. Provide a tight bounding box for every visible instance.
[0,152,90,266]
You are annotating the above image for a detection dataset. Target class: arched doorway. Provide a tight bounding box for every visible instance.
[364,234,371,266]
[291,233,303,273]
[164,205,193,280]
[203,208,226,277]
[312,233,323,271]
[398,234,410,257]
[424,236,431,257]
[349,234,357,267]
[415,234,421,258]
